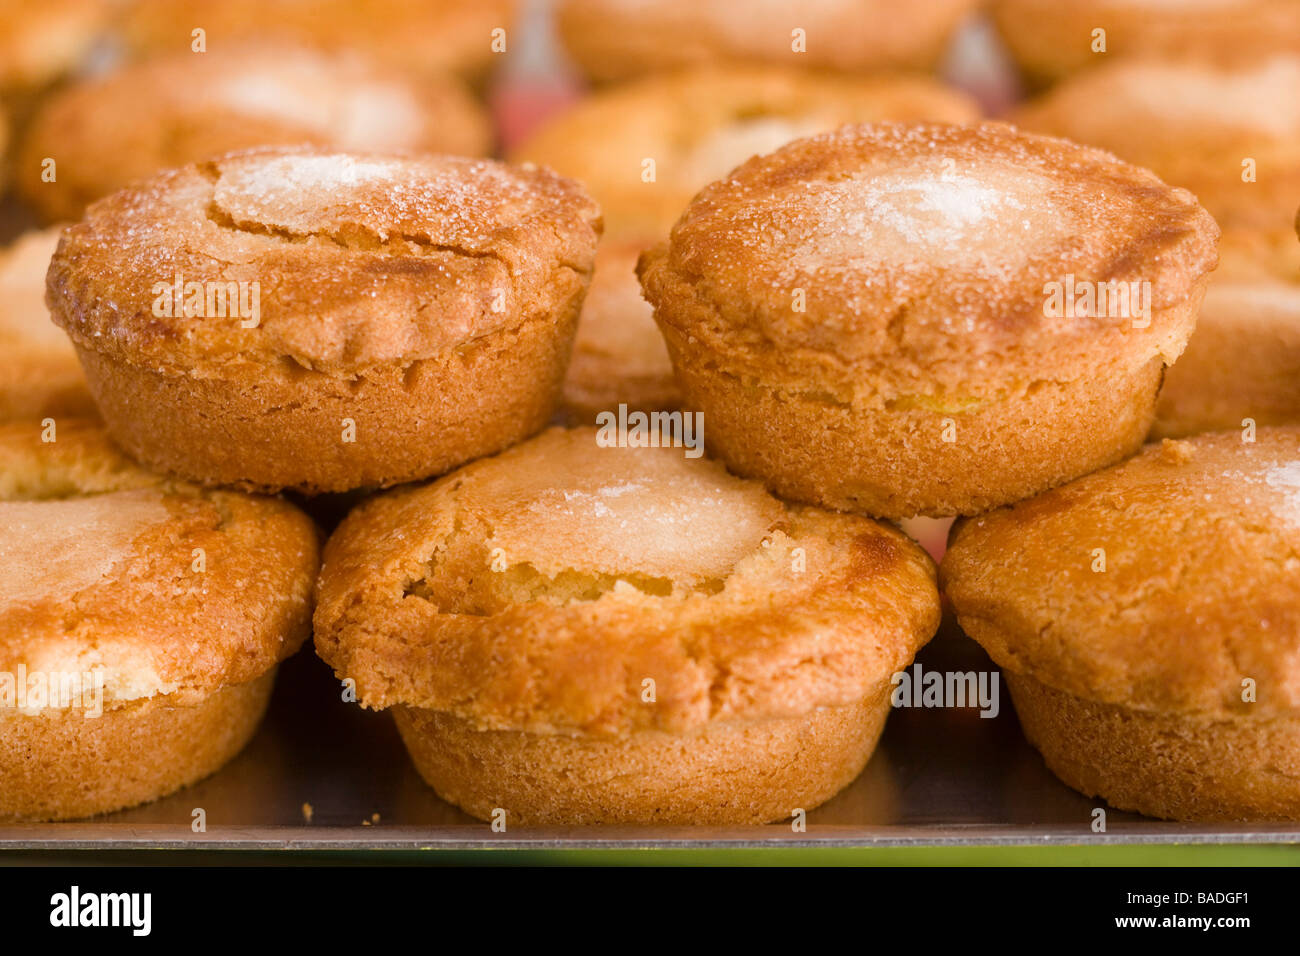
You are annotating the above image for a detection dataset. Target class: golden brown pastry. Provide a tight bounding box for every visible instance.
[639,122,1219,519]
[942,428,1300,821]
[46,147,601,494]
[991,0,1300,87]
[1016,56,1300,438]
[117,0,515,82]
[315,427,941,825]
[0,419,318,822]
[0,226,95,421]
[515,67,980,420]
[18,45,492,223]
[556,0,978,84]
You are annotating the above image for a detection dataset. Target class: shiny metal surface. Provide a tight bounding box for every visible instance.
[4,621,1297,850]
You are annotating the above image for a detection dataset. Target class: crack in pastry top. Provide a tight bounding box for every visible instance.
[46,148,602,373]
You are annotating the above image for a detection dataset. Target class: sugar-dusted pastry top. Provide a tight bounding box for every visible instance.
[514,66,979,236]
[19,46,491,221]
[0,420,319,709]
[943,427,1300,718]
[46,147,602,375]
[315,427,941,734]
[639,122,1218,388]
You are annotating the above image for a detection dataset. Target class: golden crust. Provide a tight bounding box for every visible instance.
[991,0,1300,86]
[0,669,274,823]
[1015,56,1300,246]
[48,146,600,374]
[1008,673,1300,822]
[0,0,106,91]
[641,122,1216,374]
[639,121,1218,516]
[45,147,600,492]
[18,46,492,223]
[396,690,889,825]
[0,227,96,422]
[513,66,980,238]
[942,427,1300,719]
[117,0,516,81]
[556,0,979,83]
[314,427,941,735]
[0,419,319,706]
[562,239,680,423]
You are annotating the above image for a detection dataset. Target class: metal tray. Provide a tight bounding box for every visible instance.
[4,620,1297,851]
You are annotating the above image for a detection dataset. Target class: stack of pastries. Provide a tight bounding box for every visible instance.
[1,0,1297,829]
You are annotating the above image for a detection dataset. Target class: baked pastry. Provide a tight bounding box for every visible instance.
[562,239,679,423]
[47,147,601,494]
[1154,238,1300,438]
[942,428,1300,821]
[639,122,1219,519]
[0,226,95,421]
[1016,57,1300,438]
[315,426,941,825]
[514,67,979,421]
[991,0,1300,87]
[513,66,981,239]
[556,0,978,84]
[0,0,106,94]
[18,45,491,223]
[0,419,318,822]
[117,0,516,82]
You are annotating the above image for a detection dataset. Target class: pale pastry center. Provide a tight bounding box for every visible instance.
[791,160,1068,272]
[485,453,778,582]
[0,490,170,615]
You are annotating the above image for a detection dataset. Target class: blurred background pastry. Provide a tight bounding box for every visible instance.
[116,0,517,84]
[18,45,491,223]
[991,0,1300,88]
[0,226,94,421]
[556,0,979,84]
